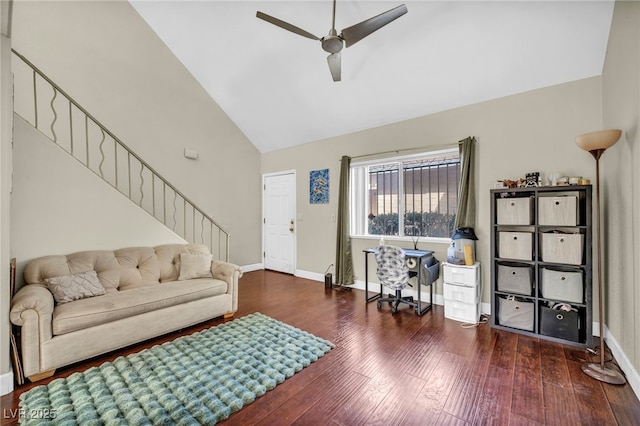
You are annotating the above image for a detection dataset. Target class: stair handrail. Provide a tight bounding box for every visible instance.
[12,49,230,262]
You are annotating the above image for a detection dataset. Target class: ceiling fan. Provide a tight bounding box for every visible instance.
[256,0,408,82]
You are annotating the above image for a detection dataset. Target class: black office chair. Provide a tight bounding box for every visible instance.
[375,245,418,313]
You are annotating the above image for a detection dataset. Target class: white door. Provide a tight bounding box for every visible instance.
[263,172,296,274]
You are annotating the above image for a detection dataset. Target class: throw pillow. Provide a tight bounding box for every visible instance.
[45,270,106,304]
[178,253,213,280]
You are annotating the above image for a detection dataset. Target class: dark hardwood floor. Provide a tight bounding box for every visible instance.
[3,270,640,425]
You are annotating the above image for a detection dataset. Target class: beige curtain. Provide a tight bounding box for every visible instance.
[454,136,476,229]
[335,155,354,285]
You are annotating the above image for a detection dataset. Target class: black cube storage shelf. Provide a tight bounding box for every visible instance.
[490,185,593,348]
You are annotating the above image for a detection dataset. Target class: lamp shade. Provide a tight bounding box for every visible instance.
[576,129,621,152]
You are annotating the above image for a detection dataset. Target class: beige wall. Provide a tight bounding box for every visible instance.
[0,1,13,392]
[10,0,263,267]
[11,115,188,286]
[262,77,602,302]
[602,0,640,384]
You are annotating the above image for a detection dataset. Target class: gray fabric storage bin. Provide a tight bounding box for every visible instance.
[497,198,533,225]
[540,232,584,265]
[538,195,579,226]
[498,296,534,331]
[497,264,533,296]
[541,268,583,303]
[540,305,580,342]
[498,231,533,261]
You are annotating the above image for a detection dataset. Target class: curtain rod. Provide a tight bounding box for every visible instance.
[341,142,459,161]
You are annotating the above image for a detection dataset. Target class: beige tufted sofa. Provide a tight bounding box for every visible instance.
[10,243,241,382]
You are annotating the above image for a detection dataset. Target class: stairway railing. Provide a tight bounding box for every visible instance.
[12,49,230,262]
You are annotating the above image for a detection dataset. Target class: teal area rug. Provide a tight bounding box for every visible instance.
[19,313,334,425]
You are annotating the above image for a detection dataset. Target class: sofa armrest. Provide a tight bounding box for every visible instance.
[10,284,54,326]
[211,260,242,313]
[10,284,55,377]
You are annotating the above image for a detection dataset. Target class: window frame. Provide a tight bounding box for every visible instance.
[350,147,459,243]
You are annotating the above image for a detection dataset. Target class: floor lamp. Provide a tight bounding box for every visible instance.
[575,129,626,385]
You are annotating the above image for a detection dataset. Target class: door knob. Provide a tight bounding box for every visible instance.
[289,219,294,232]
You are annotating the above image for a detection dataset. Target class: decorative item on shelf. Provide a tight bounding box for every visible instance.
[575,128,625,385]
[525,172,540,187]
[548,171,560,186]
[569,176,581,185]
[498,178,525,188]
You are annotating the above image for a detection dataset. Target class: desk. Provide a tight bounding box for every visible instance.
[364,247,434,316]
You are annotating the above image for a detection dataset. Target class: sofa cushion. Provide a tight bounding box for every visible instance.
[45,270,106,304]
[24,251,122,293]
[52,278,227,335]
[178,253,213,280]
[115,247,161,291]
[155,244,210,282]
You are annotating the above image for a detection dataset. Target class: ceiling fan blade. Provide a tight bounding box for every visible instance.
[341,4,408,48]
[256,11,320,41]
[327,52,341,82]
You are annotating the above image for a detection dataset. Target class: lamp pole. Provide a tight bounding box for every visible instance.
[575,130,624,384]
[593,149,606,372]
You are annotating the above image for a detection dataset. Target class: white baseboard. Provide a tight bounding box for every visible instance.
[0,370,13,396]
[294,269,323,281]
[602,325,640,400]
[480,301,491,317]
[240,263,263,273]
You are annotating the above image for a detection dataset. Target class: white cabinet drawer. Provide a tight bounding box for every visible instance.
[539,195,578,226]
[444,282,479,304]
[540,233,584,265]
[497,198,533,225]
[498,232,533,261]
[443,263,480,286]
[444,299,480,323]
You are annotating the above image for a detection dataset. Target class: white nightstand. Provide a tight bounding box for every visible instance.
[442,262,481,323]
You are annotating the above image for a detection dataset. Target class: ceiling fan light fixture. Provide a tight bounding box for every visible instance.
[322,30,344,54]
[256,0,407,81]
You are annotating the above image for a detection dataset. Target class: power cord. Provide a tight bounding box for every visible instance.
[461,314,489,328]
[583,345,614,365]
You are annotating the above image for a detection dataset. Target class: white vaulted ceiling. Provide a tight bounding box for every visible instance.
[129,1,615,153]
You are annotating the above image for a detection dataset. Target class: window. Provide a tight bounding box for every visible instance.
[350,148,460,239]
